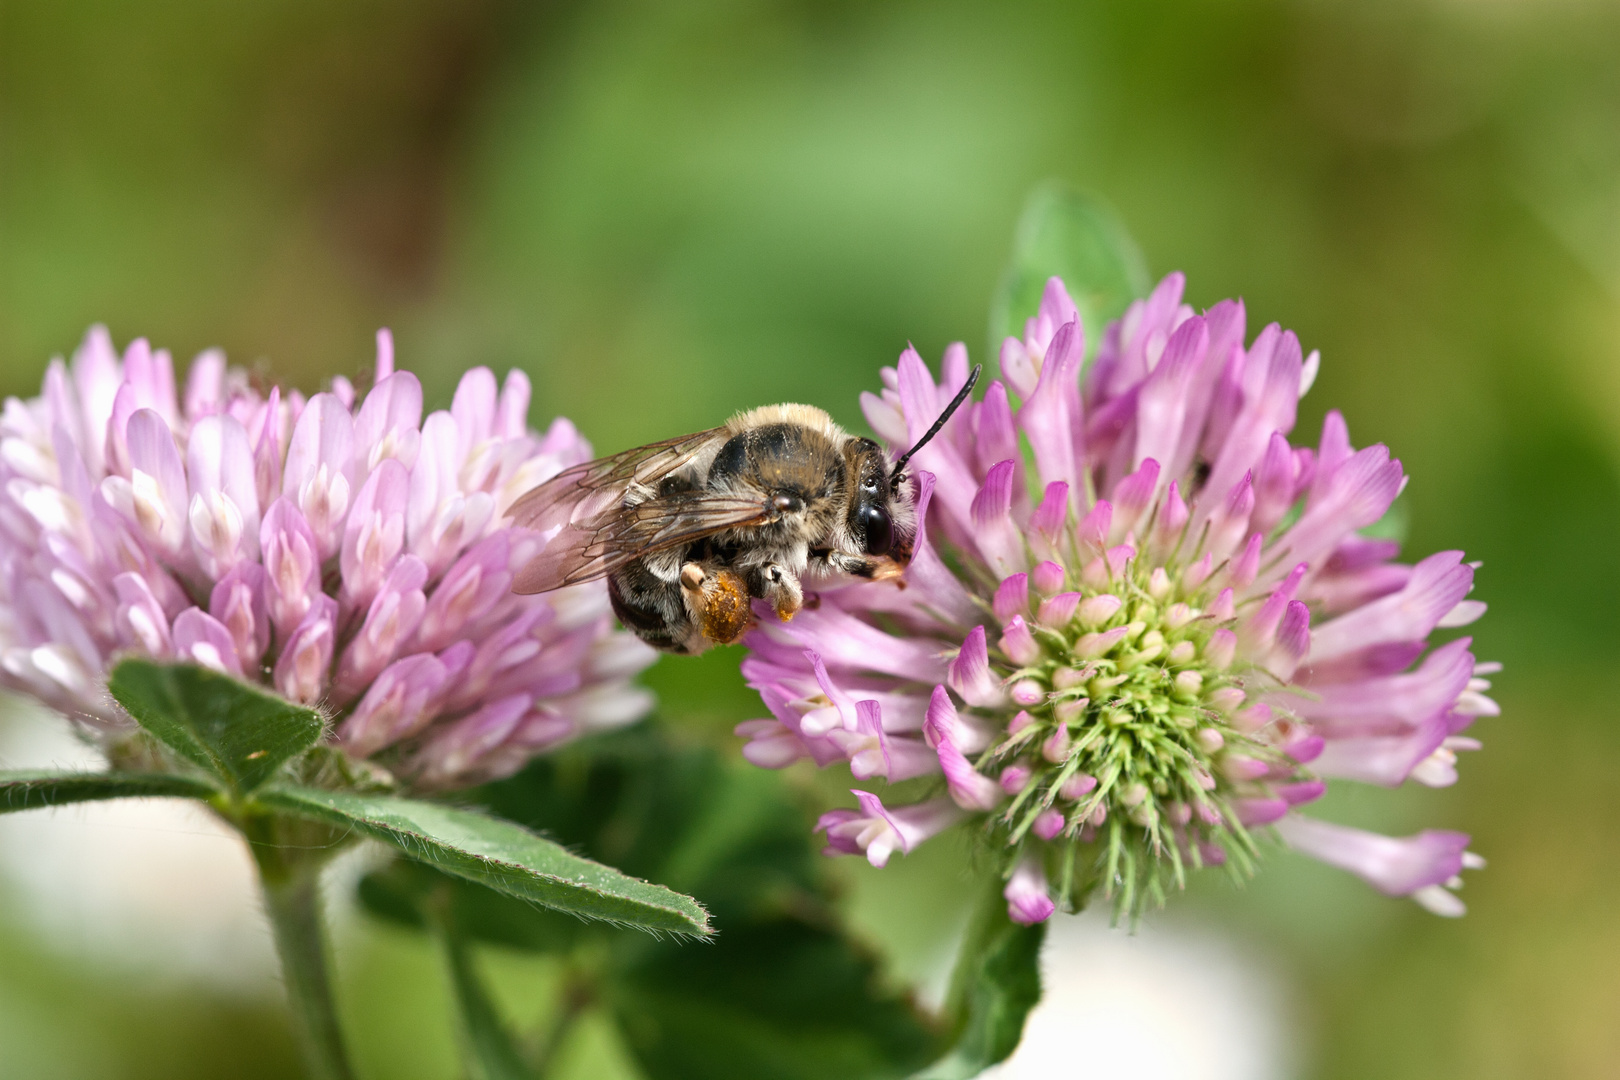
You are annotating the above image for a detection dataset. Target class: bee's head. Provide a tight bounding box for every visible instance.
[847,439,915,560]
[853,363,981,563]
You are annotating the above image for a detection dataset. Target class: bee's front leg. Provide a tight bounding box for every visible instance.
[746,563,803,622]
[825,551,907,584]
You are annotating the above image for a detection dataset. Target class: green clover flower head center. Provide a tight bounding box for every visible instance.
[984,554,1313,917]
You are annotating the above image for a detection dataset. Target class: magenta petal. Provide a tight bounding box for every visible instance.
[274,594,338,704]
[947,625,1005,708]
[171,607,243,677]
[993,573,1030,622]
[1309,555,1474,662]
[336,554,430,701]
[187,415,261,573]
[1110,457,1162,540]
[1252,431,1299,533]
[736,718,811,769]
[1234,797,1289,826]
[1019,319,1083,500]
[123,408,190,553]
[999,615,1041,666]
[1270,446,1404,581]
[842,791,963,866]
[1276,779,1327,806]
[415,692,532,786]
[1200,326,1302,524]
[974,381,1021,476]
[451,367,499,455]
[260,498,321,641]
[1075,499,1112,554]
[282,393,356,560]
[1132,317,1207,475]
[341,457,411,610]
[1031,482,1070,542]
[1276,816,1471,896]
[1033,808,1066,841]
[1310,713,1451,787]
[354,371,424,476]
[209,563,269,665]
[1031,561,1066,596]
[970,459,1025,578]
[112,572,173,657]
[342,651,451,756]
[1004,855,1056,925]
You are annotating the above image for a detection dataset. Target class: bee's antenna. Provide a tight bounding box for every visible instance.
[889,364,982,486]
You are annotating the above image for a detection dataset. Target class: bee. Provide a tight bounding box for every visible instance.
[509,366,980,653]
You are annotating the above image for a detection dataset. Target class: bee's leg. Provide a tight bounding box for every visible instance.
[680,561,754,645]
[826,551,907,584]
[745,563,803,622]
[609,563,708,654]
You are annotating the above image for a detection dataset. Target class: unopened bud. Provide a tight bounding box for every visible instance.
[1010,679,1045,706]
[1165,602,1197,629]
[1221,754,1270,781]
[1054,697,1089,724]
[1195,727,1225,753]
[1076,594,1123,629]
[1059,773,1098,800]
[1204,628,1237,670]
[1052,666,1087,689]
[1000,763,1032,793]
[1074,626,1130,659]
[1033,808,1067,840]
[1032,560,1067,597]
[1042,726,1072,762]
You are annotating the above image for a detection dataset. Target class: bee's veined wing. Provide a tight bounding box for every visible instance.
[512,490,774,594]
[508,427,767,594]
[506,428,726,536]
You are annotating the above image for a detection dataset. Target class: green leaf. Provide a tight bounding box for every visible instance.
[990,182,1150,363]
[359,859,584,955]
[617,917,938,1080]
[107,659,323,795]
[262,784,710,938]
[912,884,1046,1080]
[358,726,939,1080]
[0,769,219,813]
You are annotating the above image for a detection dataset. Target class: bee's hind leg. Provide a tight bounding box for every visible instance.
[680,561,754,645]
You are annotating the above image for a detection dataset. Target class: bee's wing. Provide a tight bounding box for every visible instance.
[509,427,771,594]
[512,490,774,593]
[506,428,726,536]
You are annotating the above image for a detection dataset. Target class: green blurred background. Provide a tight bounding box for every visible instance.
[3,1,1619,1077]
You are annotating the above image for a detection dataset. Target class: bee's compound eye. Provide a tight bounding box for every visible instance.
[858,505,893,556]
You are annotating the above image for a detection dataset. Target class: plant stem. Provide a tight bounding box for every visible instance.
[249,823,355,1080]
[430,888,538,1080]
[530,968,592,1080]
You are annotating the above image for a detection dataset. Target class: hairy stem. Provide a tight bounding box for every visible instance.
[249,822,355,1080]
